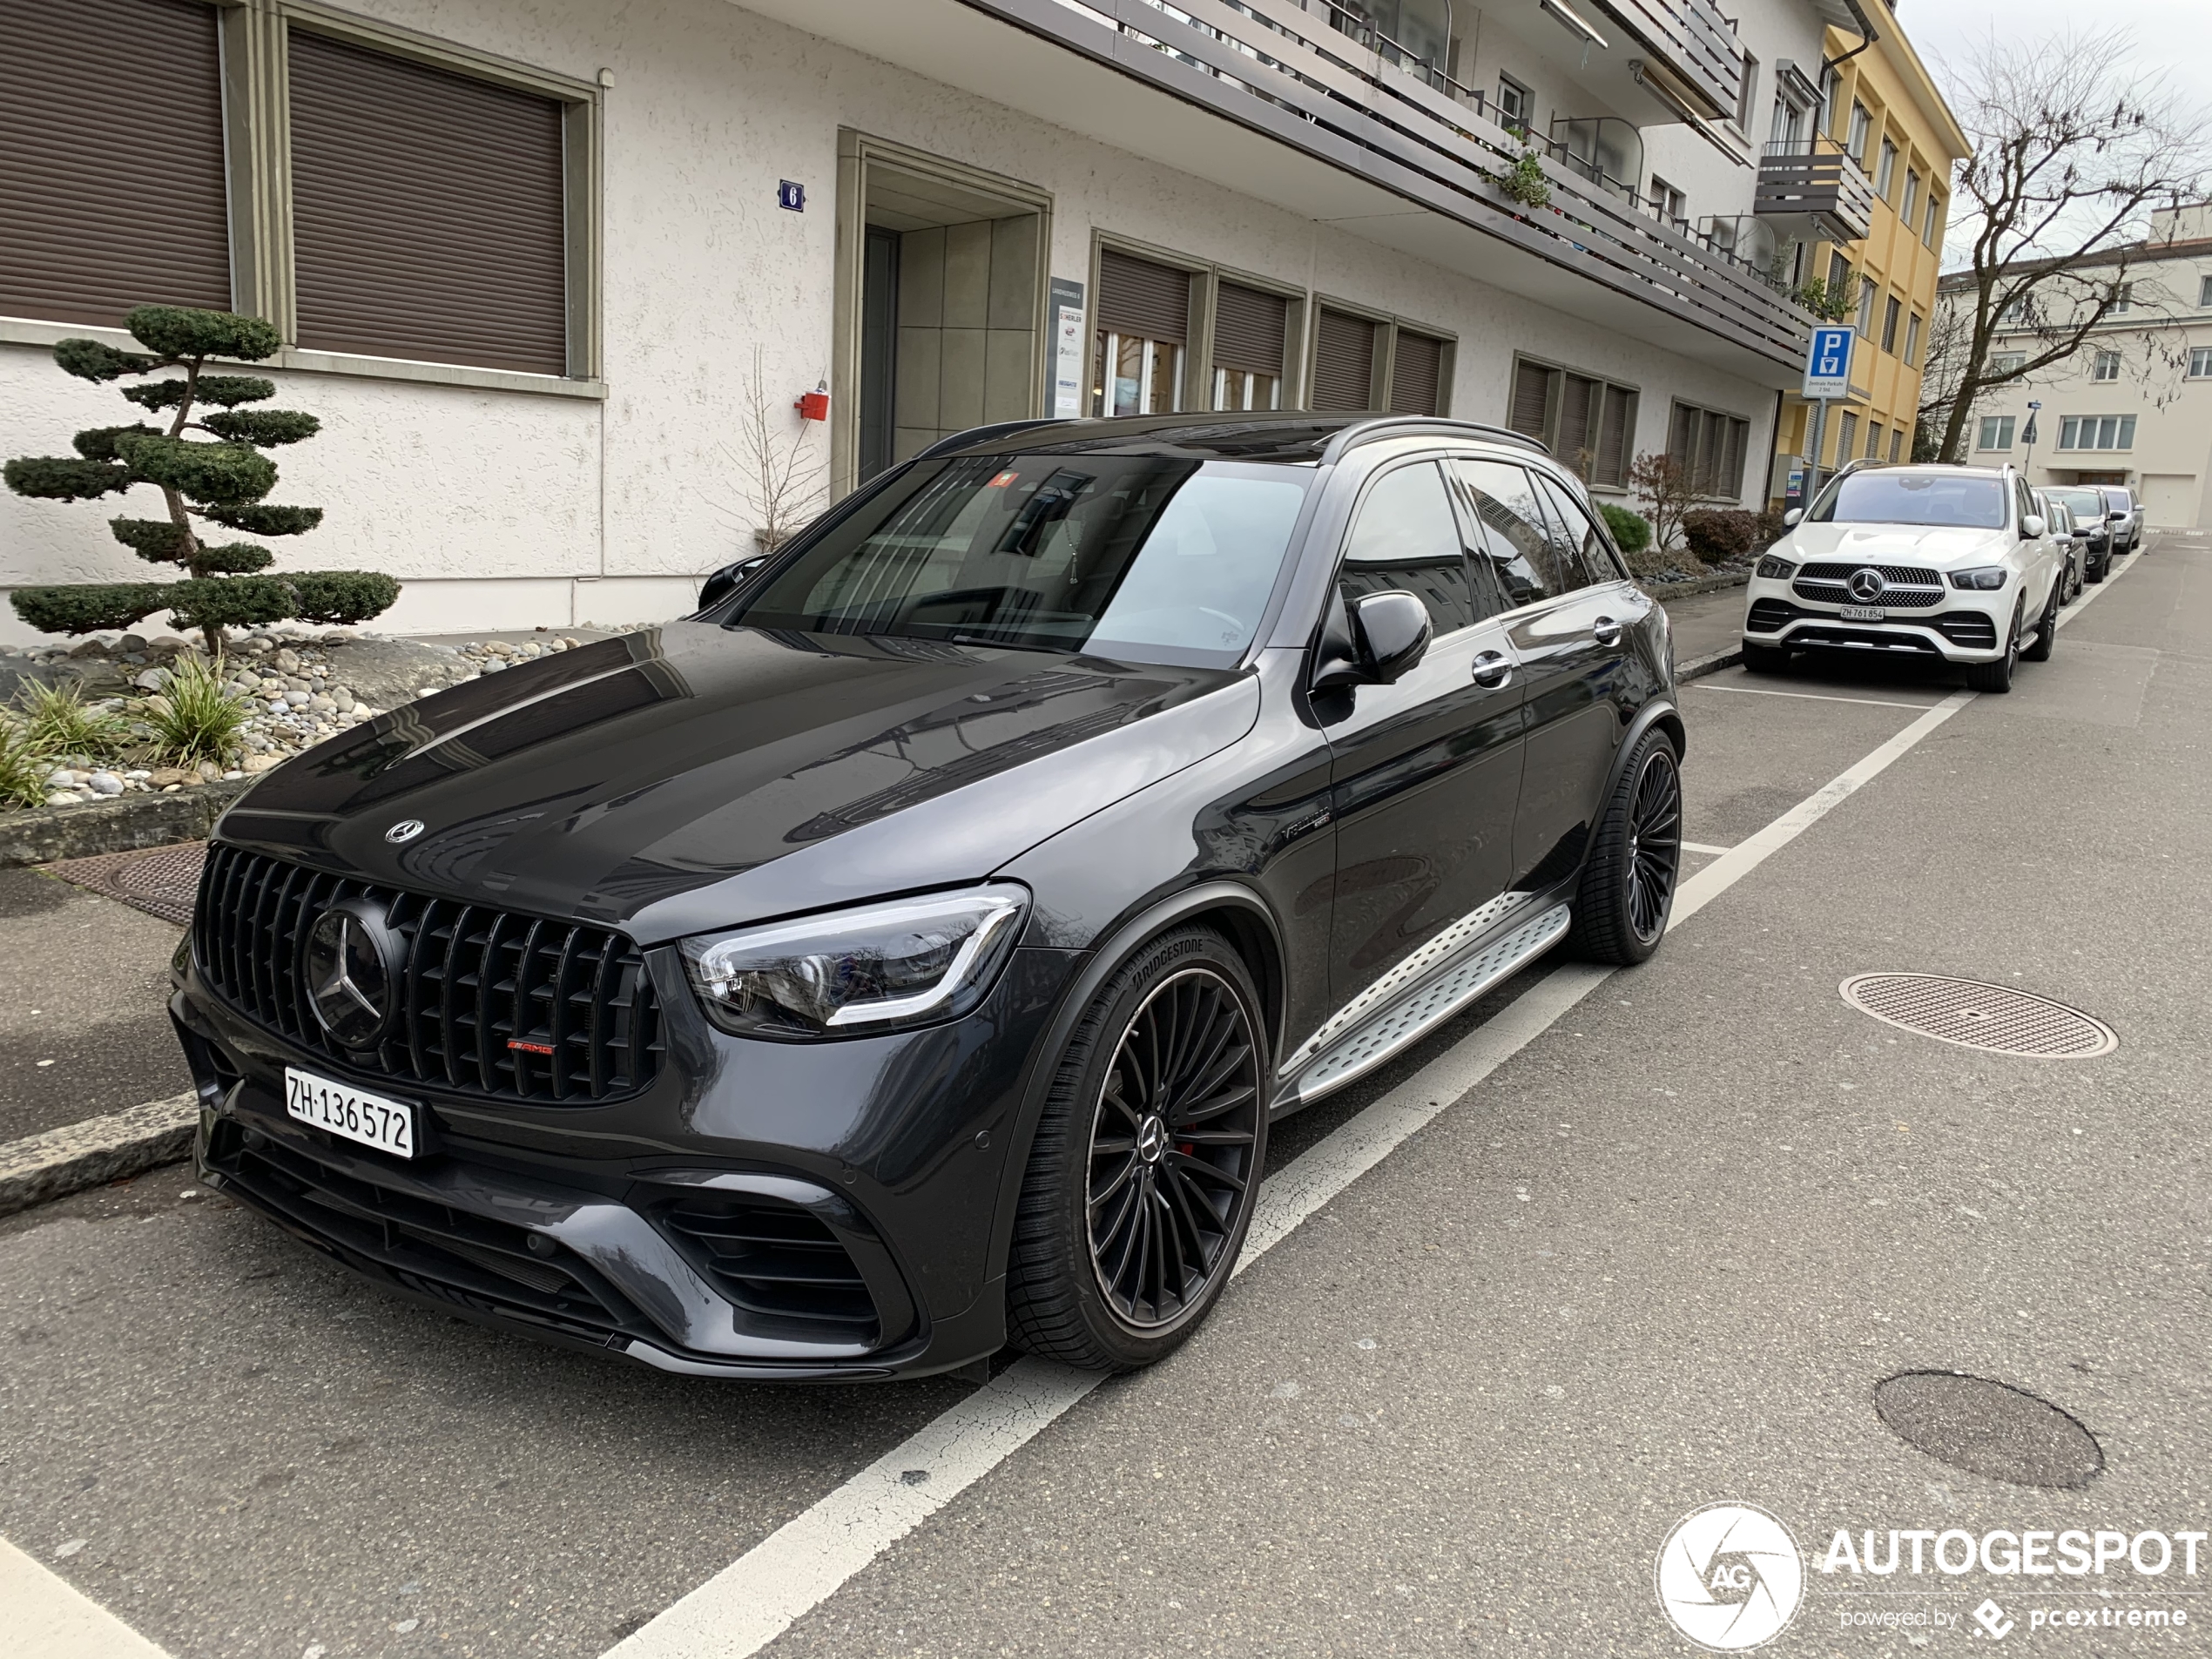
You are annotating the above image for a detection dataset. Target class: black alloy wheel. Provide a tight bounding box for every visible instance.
[1965,598,2022,692]
[1567,727,1683,966]
[1006,928,1269,1369]
[2021,574,2060,662]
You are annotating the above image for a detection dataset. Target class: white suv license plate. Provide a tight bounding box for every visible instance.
[1838,604,1885,623]
[285,1067,418,1158]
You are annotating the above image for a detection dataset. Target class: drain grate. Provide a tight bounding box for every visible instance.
[1839,974,2115,1058]
[1875,1372,2103,1489]
[48,841,208,927]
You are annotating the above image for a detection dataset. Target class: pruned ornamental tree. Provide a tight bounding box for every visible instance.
[4,305,398,654]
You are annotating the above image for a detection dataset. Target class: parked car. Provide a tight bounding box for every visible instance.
[173,412,1683,1381]
[2044,485,2115,583]
[2098,485,2143,556]
[2033,490,2087,603]
[1743,462,2066,692]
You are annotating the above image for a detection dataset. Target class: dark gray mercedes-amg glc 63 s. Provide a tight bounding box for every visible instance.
[174,413,1683,1380]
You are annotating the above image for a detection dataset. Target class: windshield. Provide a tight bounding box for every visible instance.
[1811,471,2008,529]
[2053,489,2106,520]
[731,455,1309,667]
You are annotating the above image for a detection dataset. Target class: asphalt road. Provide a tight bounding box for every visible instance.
[3,537,2206,1657]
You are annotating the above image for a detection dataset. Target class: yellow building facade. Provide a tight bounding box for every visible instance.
[1773,12,1968,501]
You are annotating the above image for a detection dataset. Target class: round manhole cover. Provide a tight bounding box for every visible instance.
[1839,974,2115,1058]
[1874,1372,2103,1489]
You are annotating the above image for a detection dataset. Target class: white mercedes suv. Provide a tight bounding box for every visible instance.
[1742,462,2066,692]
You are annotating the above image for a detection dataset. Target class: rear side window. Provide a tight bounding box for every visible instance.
[1450,458,1565,608]
[1338,462,1474,637]
[1530,473,1625,586]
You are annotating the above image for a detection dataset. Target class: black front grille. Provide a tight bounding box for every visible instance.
[1793,579,1944,610]
[212,1124,637,1342]
[195,845,663,1103]
[1797,562,1945,586]
[660,1196,879,1338]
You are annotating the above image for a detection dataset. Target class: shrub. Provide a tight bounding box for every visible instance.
[1599,503,1650,554]
[1501,149,1552,209]
[5,302,398,652]
[1681,508,1764,564]
[13,681,132,761]
[140,654,248,769]
[0,723,57,809]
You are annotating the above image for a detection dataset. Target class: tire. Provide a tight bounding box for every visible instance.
[1566,726,1683,967]
[1741,641,1789,675]
[2021,575,2060,662]
[1964,600,2022,692]
[2088,549,2108,584]
[1005,927,1269,1371]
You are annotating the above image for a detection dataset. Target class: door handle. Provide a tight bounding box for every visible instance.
[1471,651,1512,688]
[1591,617,1623,648]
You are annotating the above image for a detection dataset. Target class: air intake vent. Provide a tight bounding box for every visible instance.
[659,1197,878,1337]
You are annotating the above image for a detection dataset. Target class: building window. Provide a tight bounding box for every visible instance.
[1866,421,1885,460]
[1881,294,1902,354]
[1312,307,1379,411]
[1888,428,1904,463]
[2092,350,2121,382]
[1390,329,1450,416]
[1990,352,2025,376]
[1737,51,1760,132]
[1856,279,1877,341]
[1905,312,1923,368]
[1649,177,1687,226]
[1820,65,1841,135]
[1496,72,1533,132]
[1923,193,1943,248]
[1093,246,1193,415]
[1509,356,1638,488]
[2110,282,2133,314]
[2057,415,2137,451]
[1876,138,1898,199]
[1667,400,1751,497]
[2200,274,2212,307]
[1212,280,1289,410]
[2188,346,2212,378]
[1845,101,1871,164]
[1978,415,2015,451]
[1902,168,1921,227]
[1834,410,1859,466]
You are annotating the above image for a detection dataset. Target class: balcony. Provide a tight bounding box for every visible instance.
[1755,135,1877,243]
[750,0,1814,372]
[1581,0,1744,120]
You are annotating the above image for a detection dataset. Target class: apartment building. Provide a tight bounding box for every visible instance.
[1,0,1856,638]
[1757,0,1966,500]
[1947,204,2212,528]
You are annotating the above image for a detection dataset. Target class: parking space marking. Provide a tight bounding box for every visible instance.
[0,1537,174,1659]
[1693,683,1939,711]
[1678,841,1735,856]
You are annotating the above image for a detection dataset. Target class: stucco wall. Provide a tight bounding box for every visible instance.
[1,0,1782,644]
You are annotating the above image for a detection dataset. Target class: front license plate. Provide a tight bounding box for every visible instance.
[1839,604,1885,623]
[285,1067,418,1158]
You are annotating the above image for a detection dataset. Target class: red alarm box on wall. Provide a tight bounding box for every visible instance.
[796,383,829,421]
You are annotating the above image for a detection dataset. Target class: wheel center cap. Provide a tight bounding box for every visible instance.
[1136,1115,1168,1163]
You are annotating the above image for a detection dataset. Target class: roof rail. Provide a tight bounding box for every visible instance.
[1318,416,1549,464]
[914,419,1067,459]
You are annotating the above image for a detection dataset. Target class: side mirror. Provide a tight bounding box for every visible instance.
[2020,514,2046,540]
[1782,508,1803,527]
[698,554,771,610]
[1349,590,1432,685]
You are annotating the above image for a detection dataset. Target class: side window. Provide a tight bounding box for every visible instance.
[1339,462,1475,637]
[1450,458,1559,609]
[1530,473,1624,586]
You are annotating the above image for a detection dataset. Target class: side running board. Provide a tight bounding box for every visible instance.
[1271,903,1572,1116]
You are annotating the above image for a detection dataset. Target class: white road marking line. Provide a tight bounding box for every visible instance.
[601,643,2012,1659]
[0,1537,174,1659]
[1693,682,1938,711]
[1678,841,1735,856]
[2056,546,2141,628]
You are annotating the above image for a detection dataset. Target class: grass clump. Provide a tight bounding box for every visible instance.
[0,723,54,809]
[13,679,132,760]
[141,654,247,769]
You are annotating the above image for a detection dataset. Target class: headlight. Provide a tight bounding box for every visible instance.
[1755,556,1797,579]
[1950,567,2007,590]
[681,885,1028,1038]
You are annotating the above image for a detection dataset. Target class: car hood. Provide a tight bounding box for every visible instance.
[216,624,1259,943]
[1784,523,2012,566]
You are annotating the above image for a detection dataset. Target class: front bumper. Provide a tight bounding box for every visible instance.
[172,935,1081,1382]
[1741,576,2010,663]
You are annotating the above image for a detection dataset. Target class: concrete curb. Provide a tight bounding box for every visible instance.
[0,778,250,869]
[0,1092,199,1218]
[1677,646,1743,682]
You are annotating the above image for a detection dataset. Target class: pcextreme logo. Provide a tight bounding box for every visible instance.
[1656,1503,1807,1650]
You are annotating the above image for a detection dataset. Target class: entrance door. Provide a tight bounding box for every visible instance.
[1324,459,1527,1005]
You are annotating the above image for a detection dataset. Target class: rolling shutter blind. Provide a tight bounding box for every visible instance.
[1312,307,1377,410]
[1554,373,1595,469]
[1096,249,1190,342]
[1595,386,1633,486]
[1212,281,1286,374]
[1389,330,1445,415]
[288,29,569,375]
[1508,360,1554,440]
[0,0,231,327]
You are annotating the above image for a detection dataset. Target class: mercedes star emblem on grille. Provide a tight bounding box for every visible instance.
[305,899,401,1049]
[386,819,425,844]
[1847,567,1888,602]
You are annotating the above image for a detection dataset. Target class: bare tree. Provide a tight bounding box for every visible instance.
[723,347,826,558]
[1628,452,1696,552]
[1912,300,1972,461]
[1927,30,2210,462]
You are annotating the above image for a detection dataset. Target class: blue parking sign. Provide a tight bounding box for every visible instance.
[1802,326,1853,399]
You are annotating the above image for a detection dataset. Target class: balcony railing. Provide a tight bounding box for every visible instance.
[1755,134,1877,243]
[1586,0,1743,118]
[1006,0,1813,367]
